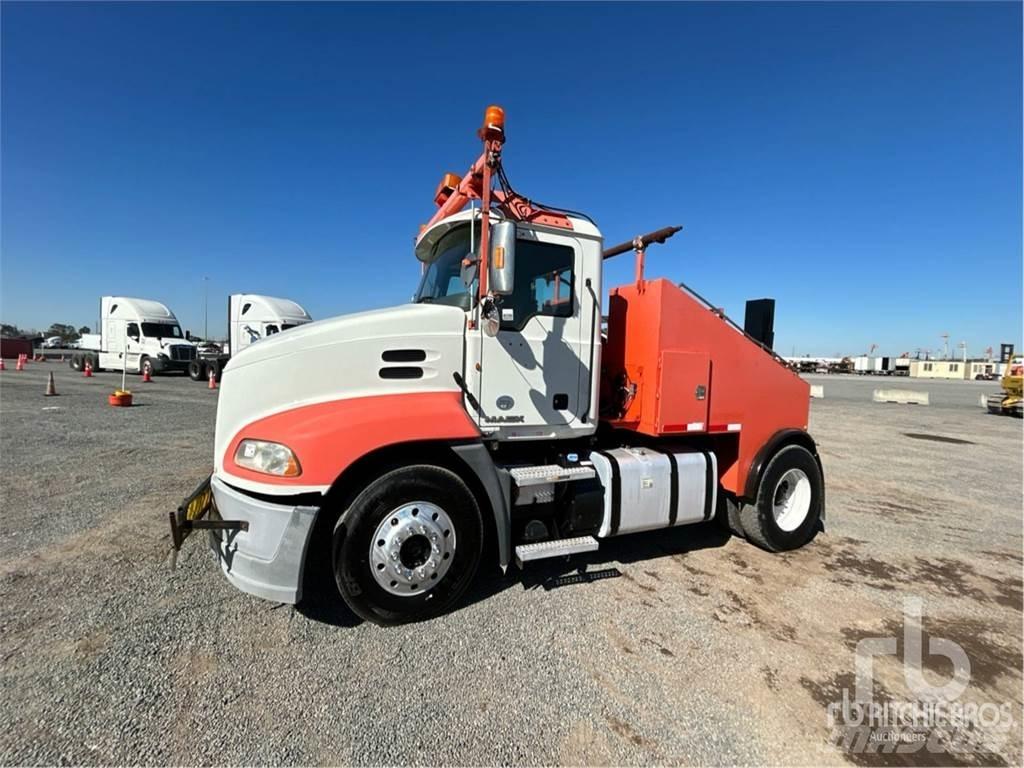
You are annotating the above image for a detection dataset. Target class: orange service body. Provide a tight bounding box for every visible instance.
[601,278,810,498]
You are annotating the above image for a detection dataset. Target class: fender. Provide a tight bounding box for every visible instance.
[221,391,481,489]
[742,428,825,521]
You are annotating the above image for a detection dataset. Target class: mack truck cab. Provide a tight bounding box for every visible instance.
[171,106,825,626]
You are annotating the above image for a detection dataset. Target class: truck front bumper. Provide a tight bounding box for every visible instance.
[208,476,320,604]
[152,356,191,373]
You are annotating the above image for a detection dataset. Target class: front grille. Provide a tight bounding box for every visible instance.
[169,345,197,362]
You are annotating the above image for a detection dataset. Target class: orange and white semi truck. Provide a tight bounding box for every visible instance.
[171,106,825,625]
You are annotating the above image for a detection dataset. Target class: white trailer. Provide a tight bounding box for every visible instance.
[70,297,196,376]
[187,294,312,382]
[853,355,873,374]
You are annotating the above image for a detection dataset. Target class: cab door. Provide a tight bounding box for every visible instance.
[476,230,586,438]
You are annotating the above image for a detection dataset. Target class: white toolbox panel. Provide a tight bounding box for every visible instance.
[591,448,717,537]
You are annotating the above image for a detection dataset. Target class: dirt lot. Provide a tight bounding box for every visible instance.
[1,365,1021,765]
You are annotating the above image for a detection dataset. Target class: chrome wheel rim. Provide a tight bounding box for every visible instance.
[369,502,456,597]
[772,468,812,532]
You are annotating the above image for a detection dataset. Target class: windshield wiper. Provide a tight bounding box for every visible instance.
[417,296,435,304]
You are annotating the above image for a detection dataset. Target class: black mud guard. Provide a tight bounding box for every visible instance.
[451,444,512,568]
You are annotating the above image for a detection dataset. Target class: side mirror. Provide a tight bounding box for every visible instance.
[481,296,500,338]
[489,221,516,295]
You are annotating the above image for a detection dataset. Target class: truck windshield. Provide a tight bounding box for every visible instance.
[141,323,183,339]
[413,223,479,309]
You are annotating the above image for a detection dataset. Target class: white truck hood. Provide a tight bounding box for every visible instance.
[214,302,468,491]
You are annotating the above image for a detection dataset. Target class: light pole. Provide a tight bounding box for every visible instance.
[203,276,209,342]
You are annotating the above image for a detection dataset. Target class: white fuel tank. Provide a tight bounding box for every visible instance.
[591,447,717,537]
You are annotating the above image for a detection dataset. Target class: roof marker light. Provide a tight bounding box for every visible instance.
[433,173,462,208]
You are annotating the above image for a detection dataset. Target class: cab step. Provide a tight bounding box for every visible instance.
[508,463,596,487]
[514,536,599,567]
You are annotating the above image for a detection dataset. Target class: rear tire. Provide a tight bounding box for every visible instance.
[206,358,222,382]
[70,353,83,371]
[739,444,823,552]
[188,359,206,381]
[332,465,483,626]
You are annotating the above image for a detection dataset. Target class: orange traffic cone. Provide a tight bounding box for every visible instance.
[142,366,152,383]
[208,367,217,390]
[45,371,58,396]
[16,355,24,371]
[83,360,92,378]
[0,358,5,371]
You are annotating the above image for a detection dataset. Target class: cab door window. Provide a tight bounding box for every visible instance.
[126,322,141,342]
[501,239,574,331]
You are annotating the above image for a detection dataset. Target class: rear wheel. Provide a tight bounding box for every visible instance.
[188,359,206,381]
[332,465,483,626]
[70,353,83,371]
[739,444,823,552]
[205,358,222,382]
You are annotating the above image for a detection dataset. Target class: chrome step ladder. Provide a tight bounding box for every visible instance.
[514,536,599,568]
[508,463,596,487]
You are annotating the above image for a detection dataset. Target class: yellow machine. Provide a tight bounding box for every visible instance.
[987,356,1023,417]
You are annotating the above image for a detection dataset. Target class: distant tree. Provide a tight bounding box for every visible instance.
[46,323,78,342]
[0,323,22,337]
[78,325,91,335]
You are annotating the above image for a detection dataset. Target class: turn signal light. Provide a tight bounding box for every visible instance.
[434,172,462,207]
[482,104,505,138]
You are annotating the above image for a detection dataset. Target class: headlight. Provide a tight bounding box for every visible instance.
[234,439,301,477]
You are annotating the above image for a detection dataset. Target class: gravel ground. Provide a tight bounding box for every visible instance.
[1,365,1021,766]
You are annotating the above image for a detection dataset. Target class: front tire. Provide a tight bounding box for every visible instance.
[739,444,823,552]
[332,465,483,626]
[188,359,206,381]
[139,356,152,377]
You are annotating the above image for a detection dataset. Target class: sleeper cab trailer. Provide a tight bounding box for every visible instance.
[171,106,825,626]
[187,294,313,382]
[71,296,196,376]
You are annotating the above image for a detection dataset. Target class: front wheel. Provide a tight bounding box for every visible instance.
[739,444,823,552]
[332,465,483,626]
[188,359,206,381]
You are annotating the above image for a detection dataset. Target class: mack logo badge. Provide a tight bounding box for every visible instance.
[496,395,515,411]
[483,414,525,424]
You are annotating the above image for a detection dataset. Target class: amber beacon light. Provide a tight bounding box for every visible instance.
[482,105,505,139]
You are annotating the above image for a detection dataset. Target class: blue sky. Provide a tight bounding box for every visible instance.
[2,1,1020,357]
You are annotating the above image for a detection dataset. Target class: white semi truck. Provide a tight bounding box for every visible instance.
[70,296,196,376]
[187,294,313,382]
